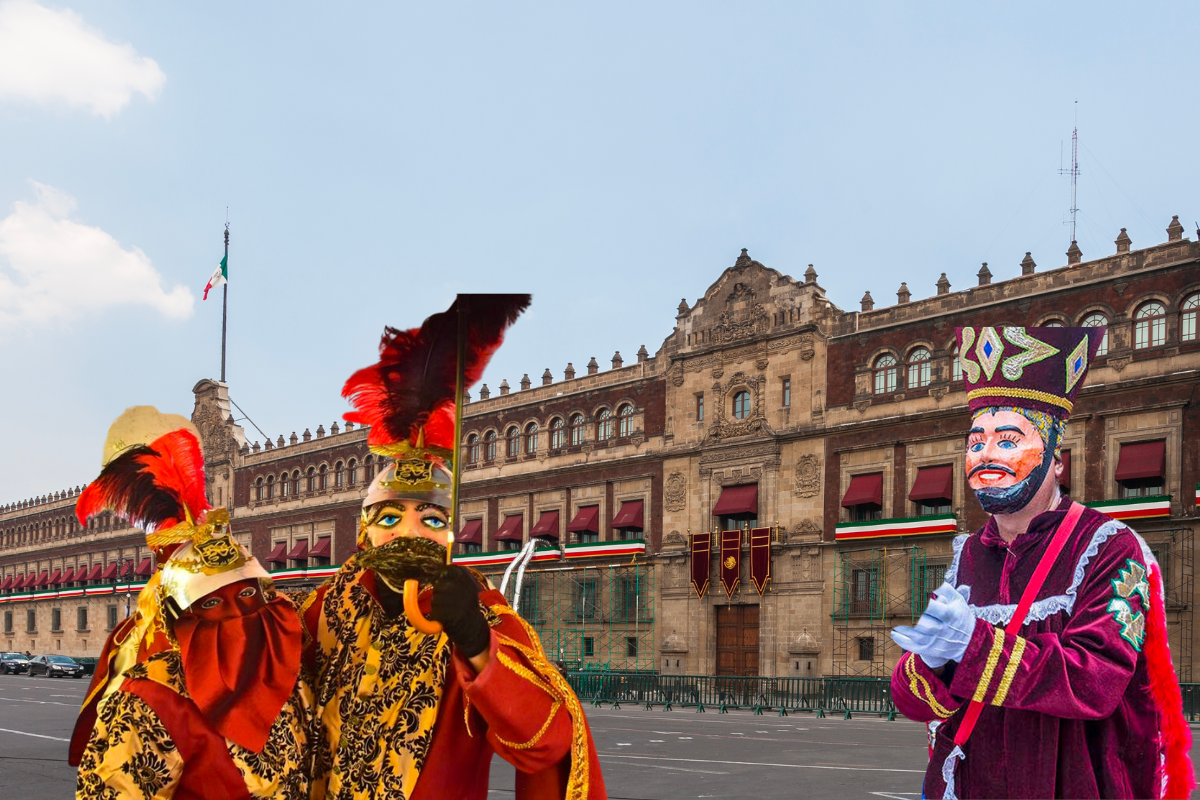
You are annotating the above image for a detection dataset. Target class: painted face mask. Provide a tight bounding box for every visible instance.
[966,408,1057,514]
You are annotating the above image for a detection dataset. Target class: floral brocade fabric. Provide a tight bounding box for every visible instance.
[75,650,311,799]
[308,563,451,800]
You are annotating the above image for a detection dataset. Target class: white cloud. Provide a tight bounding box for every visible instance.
[0,0,165,118]
[0,181,193,332]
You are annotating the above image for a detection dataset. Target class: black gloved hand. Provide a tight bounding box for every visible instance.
[430,566,491,659]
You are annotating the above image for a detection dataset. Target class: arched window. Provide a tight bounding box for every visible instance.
[907,348,931,389]
[306,467,316,493]
[1182,294,1199,342]
[1081,312,1110,356]
[484,431,497,461]
[948,342,963,382]
[365,455,375,478]
[596,409,612,441]
[266,475,275,499]
[873,354,898,394]
[503,427,517,457]
[348,459,358,485]
[1043,319,1066,328]
[524,422,538,454]
[549,418,565,450]
[255,478,263,501]
[467,434,479,464]
[732,391,751,420]
[280,473,291,497]
[1134,301,1167,349]
[318,465,328,490]
[291,470,301,496]
[569,414,585,446]
[335,461,345,487]
[617,404,634,437]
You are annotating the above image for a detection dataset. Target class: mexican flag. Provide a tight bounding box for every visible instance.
[203,254,227,300]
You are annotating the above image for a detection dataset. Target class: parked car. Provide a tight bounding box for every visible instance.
[28,655,85,679]
[0,652,30,674]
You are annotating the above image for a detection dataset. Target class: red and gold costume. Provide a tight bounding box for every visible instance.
[304,295,606,799]
[71,408,312,799]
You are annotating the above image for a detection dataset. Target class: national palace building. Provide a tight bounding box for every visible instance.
[3,217,1199,682]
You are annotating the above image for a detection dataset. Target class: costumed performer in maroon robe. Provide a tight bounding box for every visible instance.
[890,326,1193,799]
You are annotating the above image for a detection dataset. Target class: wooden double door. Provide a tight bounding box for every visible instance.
[715,604,759,676]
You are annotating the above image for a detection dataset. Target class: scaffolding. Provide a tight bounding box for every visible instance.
[831,545,928,677]
[479,561,657,672]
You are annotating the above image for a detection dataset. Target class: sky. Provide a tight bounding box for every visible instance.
[1,1,1197,505]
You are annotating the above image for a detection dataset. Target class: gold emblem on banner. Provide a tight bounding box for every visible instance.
[723,556,736,569]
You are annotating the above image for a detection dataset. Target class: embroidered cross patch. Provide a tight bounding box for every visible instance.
[1107,558,1150,651]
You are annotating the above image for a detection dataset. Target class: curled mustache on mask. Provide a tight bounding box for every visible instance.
[356,535,448,588]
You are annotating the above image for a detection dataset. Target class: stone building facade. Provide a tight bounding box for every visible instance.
[2,222,1198,682]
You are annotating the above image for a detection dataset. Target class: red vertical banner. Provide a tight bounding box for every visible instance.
[749,526,772,595]
[690,532,712,599]
[720,528,742,599]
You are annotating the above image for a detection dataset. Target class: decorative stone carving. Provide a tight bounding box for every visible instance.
[853,398,872,414]
[704,372,773,442]
[1108,355,1131,373]
[930,386,949,401]
[698,442,779,467]
[788,628,821,655]
[670,361,685,387]
[660,630,688,653]
[663,530,686,549]
[664,472,688,512]
[799,333,815,361]
[794,454,820,497]
[718,467,762,486]
[712,364,724,380]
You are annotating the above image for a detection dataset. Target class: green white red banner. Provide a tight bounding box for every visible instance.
[564,539,645,560]
[835,514,957,541]
[1085,495,1172,520]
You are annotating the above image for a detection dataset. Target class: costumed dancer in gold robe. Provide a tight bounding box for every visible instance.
[302,294,607,800]
[71,408,312,798]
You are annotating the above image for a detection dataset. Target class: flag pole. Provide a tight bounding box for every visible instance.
[221,224,229,383]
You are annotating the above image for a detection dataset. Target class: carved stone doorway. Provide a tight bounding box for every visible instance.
[715,604,759,676]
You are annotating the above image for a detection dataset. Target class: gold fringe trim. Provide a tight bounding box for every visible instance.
[967,387,1073,413]
[991,635,1027,706]
[972,628,1006,704]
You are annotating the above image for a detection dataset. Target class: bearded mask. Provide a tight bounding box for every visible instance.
[967,407,1063,514]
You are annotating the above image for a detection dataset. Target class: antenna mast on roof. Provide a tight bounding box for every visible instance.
[1059,102,1080,245]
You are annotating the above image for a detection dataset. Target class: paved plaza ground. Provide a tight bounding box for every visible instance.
[1,671,1198,799]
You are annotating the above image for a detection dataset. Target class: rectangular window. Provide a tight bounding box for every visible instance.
[51,608,61,632]
[627,636,639,657]
[583,636,595,657]
[519,583,539,621]
[782,378,791,407]
[1120,478,1165,499]
[1152,548,1174,607]
[917,564,948,600]
[720,516,758,531]
[107,606,118,631]
[696,394,705,422]
[916,500,952,516]
[857,636,875,662]
[617,528,643,541]
[463,542,482,554]
[26,610,35,632]
[850,504,882,522]
[3,611,11,633]
[576,580,598,620]
[850,568,878,615]
[77,607,88,631]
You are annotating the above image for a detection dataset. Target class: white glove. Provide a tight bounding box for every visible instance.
[890,582,976,669]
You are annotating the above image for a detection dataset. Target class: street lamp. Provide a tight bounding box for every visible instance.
[110,557,139,620]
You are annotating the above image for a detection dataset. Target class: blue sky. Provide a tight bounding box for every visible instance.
[1,1,1196,504]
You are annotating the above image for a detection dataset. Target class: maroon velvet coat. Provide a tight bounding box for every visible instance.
[892,501,1173,799]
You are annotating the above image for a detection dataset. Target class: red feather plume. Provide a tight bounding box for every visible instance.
[76,429,212,532]
[343,294,531,453]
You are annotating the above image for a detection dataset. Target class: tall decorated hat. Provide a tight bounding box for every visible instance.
[342,294,531,527]
[956,326,1106,420]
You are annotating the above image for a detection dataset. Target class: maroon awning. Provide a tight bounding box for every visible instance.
[1115,440,1165,481]
[309,537,331,558]
[119,562,133,578]
[135,558,154,577]
[100,564,118,580]
[47,569,63,585]
[1059,450,1071,488]
[494,514,524,542]
[67,567,86,582]
[287,540,309,560]
[909,465,953,502]
[19,574,34,588]
[457,519,483,545]
[86,564,103,581]
[530,511,560,540]
[612,500,644,529]
[713,485,759,516]
[566,506,600,533]
[35,571,49,587]
[842,473,883,508]
[266,542,288,564]
[0,576,12,590]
